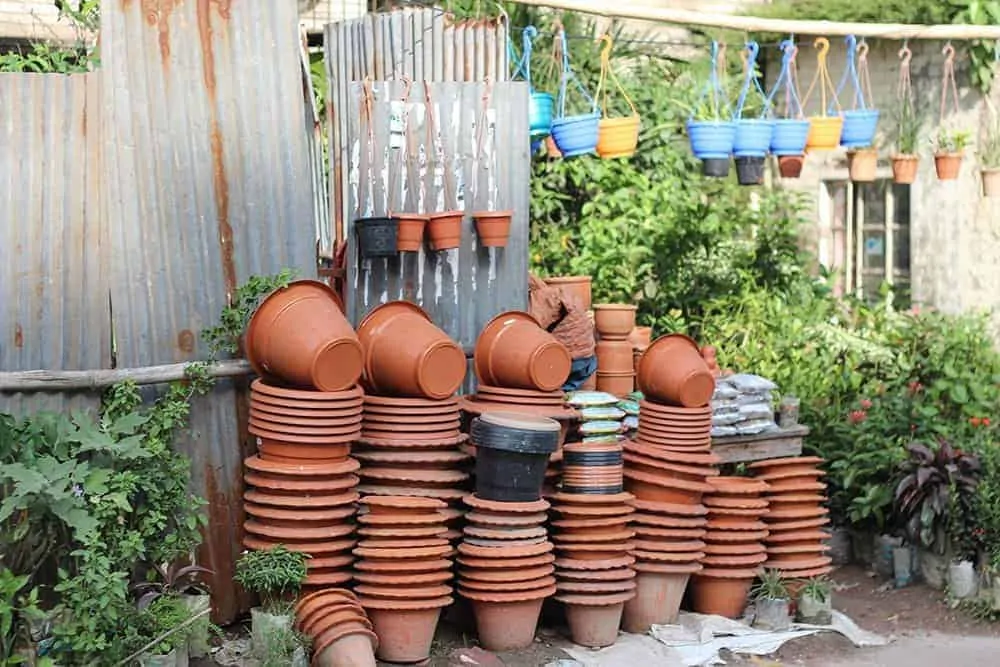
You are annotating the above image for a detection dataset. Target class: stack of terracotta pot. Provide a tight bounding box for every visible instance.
[245,381,364,589]
[295,588,377,665]
[549,441,636,648]
[628,326,652,378]
[691,476,771,618]
[593,304,638,396]
[456,494,556,651]
[352,496,454,665]
[353,301,470,540]
[750,457,833,580]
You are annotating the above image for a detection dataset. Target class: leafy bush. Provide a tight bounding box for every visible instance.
[234,546,308,614]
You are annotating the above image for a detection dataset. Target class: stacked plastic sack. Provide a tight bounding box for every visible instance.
[710,374,779,439]
[565,391,634,443]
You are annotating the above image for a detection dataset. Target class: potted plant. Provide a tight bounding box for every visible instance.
[133,561,214,659]
[796,576,833,624]
[979,121,1000,197]
[750,569,791,631]
[128,596,196,667]
[234,546,309,660]
[933,128,971,181]
[890,96,922,185]
[895,440,981,590]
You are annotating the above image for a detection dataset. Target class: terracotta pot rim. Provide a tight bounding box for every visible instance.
[356,432,469,448]
[472,209,514,219]
[638,400,712,417]
[244,455,360,476]
[354,557,453,573]
[554,590,636,606]
[555,554,636,571]
[632,560,704,574]
[629,498,709,516]
[392,211,432,221]
[748,456,824,470]
[428,210,463,220]
[244,489,359,508]
[592,303,639,312]
[694,568,762,579]
[464,494,551,514]
[623,442,719,467]
[355,594,454,610]
[251,378,362,402]
[549,491,634,505]
[623,468,714,492]
[459,585,557,603]
[357,484,466,501]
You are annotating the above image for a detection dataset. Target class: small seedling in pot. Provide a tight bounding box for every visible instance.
[797,576,833,625]
[751,569,791,631]
[234,546,309,662]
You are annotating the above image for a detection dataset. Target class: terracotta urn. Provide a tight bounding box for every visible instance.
[690,569,758,618]
[459,587,555,651]
[637,334,715,408]
[621,572,691,632]
[596,340,634,374]
[557,592,635,648]
[357,301,466,400]
[592,304,637,340]
[245,279,364,392]
[474,311,572,392]
[363,604,447,664]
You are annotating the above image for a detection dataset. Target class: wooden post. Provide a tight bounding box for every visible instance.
[511,0,1000,40]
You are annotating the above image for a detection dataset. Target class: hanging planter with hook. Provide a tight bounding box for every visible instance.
[594,35,641,159]
[550,25,600,157]
[802,38,844,151]
[422,83,464,250]
[355,79,400,259]
[835,36,879,148]
[767,39,810,168]
[385,77,428,252]
[732,41,774,159]
[892,45,920,184]
[934,44,966,182]
[687,41,736,177]
[513,26,554,143]
[471,79,513,248]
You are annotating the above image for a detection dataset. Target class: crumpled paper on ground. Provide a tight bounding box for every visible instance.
[563,610,888,667]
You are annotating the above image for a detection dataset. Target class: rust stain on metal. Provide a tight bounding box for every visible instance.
[198,0,237,302]
[177,329,195,354]
[201,463,236,624]
[13,323,22,348]
[141,0,180,65]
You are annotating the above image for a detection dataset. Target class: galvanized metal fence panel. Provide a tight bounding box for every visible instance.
[0,72,108,416]
[325,8,511,253]
[100,0,319,623]
[343,80,530,366]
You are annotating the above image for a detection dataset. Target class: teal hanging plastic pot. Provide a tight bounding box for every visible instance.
[771,119,810,156]
[841,110,879,148]
[551,112,600,158]
[530,92,554,139]
[687,120,736,159]
[733,119,775,158]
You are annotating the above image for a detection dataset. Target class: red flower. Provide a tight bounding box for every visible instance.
[908,381,924,395]
[984,418,992,427]
[849,410,867,424]
[860,399,873,409]
[972,417,982,427]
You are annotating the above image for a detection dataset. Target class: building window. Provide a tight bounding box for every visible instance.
[824,179,911,307]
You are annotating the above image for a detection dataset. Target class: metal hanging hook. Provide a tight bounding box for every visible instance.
[597,33,613,61]
[857,41,869,59]
[943,42,956,64]
[899,43,912,66]
[814,37,830,60]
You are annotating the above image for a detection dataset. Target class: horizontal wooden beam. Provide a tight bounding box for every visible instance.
[510,0,1000,40]
[0,360,253,393]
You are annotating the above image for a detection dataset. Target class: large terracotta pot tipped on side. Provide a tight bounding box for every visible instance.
[246,279,364,392]
[637,334,715,407]
[475,311,572,392]
[473,211,513,248]
[357,301,466,399]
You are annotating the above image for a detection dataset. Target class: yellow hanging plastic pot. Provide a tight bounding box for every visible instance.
[594,35,641,159]
[802,38,844,152]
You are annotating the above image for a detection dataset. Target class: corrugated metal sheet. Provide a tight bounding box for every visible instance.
[100,1,318,623]
[341,80,530,389]
[325,8,511,251]
[300,0,366,34]
[0,72,108,416]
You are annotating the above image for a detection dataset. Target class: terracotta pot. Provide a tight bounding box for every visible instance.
[690,573,755,618]
[847,148,877,182]
[474,311,572,392]
[560,598,629,648]
[357,301,466,400]
[637,334,715,408]
[465,592,551,651]
[777,155,803,178]
[363,606,442,663]
[748,456,824,477]
[314,631,377,667]
[395,213,429,252]
[621,572,690,632]
[596,340,634,373]
[623,468,710,505]
[596,371,634,397]
[983,168,1000,197]
[542,275,592,310]
[592,304,637,340]
[892,154,919,184]
[627,326,652,349]
[427,211,463,250]
[473,210,513,248]
[934,153,963,180]
[245,279,364,392]
[256,439,351,463]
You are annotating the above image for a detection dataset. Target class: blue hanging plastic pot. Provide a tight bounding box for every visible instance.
[687,120,736,160]
[551,112,600,158]
[733,119,775,158]
[840,110,879,148]
[531,138,542,154]
[529,92,554,140]
[771,119,811,156]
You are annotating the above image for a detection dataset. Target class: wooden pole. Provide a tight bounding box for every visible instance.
[0,360,253,393]
[511,0,1000,41]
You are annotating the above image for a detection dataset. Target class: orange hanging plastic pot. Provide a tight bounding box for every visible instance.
[245,280,364,392]
[473,211,513,248]
[396,213,429,252]
[427,211,463,251]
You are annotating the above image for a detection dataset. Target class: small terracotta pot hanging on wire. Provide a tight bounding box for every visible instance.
[933,44,967,182]
[470,78,514,248]
[423,82,464,250]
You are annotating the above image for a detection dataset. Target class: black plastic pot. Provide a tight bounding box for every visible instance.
[561,484,624,495]
[562,451,624,466]
[355,216,399,258]
[702,158,731,178]
[735,156,765,186]
[471,412,561,502]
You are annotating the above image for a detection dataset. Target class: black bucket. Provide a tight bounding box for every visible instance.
[702,158,731,178]
[735,156,765,186]
[355,216,399,258]
[471,412,561,503]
